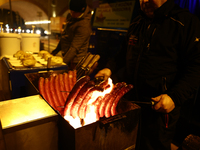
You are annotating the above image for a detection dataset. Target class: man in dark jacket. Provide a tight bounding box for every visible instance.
[51,0,92,69]
[95,0,200,149]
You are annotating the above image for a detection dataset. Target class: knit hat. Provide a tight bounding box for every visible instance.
[69,0,87,13]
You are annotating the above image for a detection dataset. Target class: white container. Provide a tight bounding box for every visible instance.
[0,33,21,56]
[21,33,40,53]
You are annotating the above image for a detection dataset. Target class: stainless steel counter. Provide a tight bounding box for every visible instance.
[0,95,59,150]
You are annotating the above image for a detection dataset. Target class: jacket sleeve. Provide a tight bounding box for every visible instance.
[51,40,61,55]
[63,25,91,64]
[167,15,200,106]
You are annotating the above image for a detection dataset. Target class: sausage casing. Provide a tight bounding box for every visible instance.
[111,84,134,116]
[63,75,90,117]
[70,80,95,118]
[38,77,47,100]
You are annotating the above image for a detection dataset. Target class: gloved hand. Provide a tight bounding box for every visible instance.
[95,68,112,81]
[152,94,175,113]
[51,49,59,56]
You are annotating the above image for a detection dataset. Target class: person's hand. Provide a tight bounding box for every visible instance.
[51,49,59,56]
[95,68,112,81]
[151,94,175,113]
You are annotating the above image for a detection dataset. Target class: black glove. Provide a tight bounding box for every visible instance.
[51,41,61,56]
[51,49,59,56]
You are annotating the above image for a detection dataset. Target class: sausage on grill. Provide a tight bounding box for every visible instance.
[78,86,103,119]
[44,78,56,109]
[63,75,90,117]
[70,80,95,118]
[49,75,61,108]
[92,96,103,120]
[38,77,47,100]
[63,73,70,99]
[111,84,134,116]
[72,70,77,86]
[99,82,125,118]
[55,75,65,106]
[104,82,126,118]
[68,70,74,91]
[59,74,67,102]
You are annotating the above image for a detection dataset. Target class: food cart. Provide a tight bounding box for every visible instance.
[1,56,68,99]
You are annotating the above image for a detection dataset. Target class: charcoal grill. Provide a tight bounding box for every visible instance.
[25,71,141,150]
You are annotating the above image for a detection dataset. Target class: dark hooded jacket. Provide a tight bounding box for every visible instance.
[106,0,200,106]
[53,6,92,64]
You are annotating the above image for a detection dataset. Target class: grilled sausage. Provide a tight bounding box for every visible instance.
[49,75,61,108]
[63,73,70,99]
[98,93,110,118]
[111,84,134,116]
[68,70,74,91]
[63,75,90,117]
[78,86,103,119]
[70,80,95,118]
[104,95,116,118]
[44,78,56,109]
[59,74,67,101]
[38,77,47,100]
[55,75,65,106]
[104,82,126,118]
[72,70,77,86]
[99,82,125,118]
[92,96,103,120]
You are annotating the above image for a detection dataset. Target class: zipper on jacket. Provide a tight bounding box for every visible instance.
[152,28,156,36]
[147,28,156,51]
[147,24,151,30]
[146,24,156,52]
[147,43,150,51]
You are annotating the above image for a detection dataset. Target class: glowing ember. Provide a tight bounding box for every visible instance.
[64,78,114,129]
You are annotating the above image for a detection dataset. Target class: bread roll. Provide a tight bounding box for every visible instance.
[19,53,35,60]
[44,53,53,61]
[13,50,26,59]
[21,59,37,67]
[51,56,63,65]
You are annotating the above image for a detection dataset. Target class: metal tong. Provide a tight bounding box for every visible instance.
[76,52,100,79]
[129,100,156,106]
[122,97,157,106]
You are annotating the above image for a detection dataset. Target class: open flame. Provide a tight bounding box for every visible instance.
[84,105,97,125]
[64,78,114,129]
[88,78,113,104]
[64,115,82,129]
